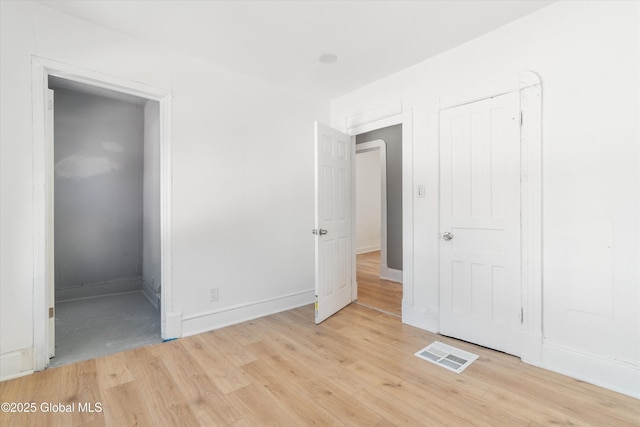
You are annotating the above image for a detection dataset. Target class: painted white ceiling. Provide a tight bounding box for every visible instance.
[39,0,554,98]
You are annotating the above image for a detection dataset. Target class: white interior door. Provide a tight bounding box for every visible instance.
[46,88,55,358]
[314,121,353,323]
[439,92,521,356]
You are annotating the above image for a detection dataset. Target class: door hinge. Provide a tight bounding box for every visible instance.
[48,100,54,111]
[520,307,523,324]
[519,111,523,127]
[49,307,54,318]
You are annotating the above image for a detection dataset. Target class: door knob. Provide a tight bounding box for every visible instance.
[442,232,453,241]
[312,229,328,236]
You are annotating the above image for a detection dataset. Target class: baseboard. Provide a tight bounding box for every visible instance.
[402,301,439,333]
[542,341,640,398]
[381,265,403,283]
[0,348,34,382]
[181,289,315,337]
[55,277,143,302]
[142,281,161,310]
[356,246,381,255]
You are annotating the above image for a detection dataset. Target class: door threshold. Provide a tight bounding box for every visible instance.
[354,301,401,318]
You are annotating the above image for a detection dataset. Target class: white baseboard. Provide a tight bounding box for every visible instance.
[402,301,439,333]
[542,341,640,398]
[142,281,160,310]
[181,289,315,338]
[381,265,403,283]
[0,348,34,381]
[356,246,381,255]
[55,277,143,302]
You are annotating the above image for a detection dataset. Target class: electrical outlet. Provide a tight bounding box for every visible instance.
[209,287,219,302]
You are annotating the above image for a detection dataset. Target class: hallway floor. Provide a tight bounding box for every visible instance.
[356,250,402,316]
[50,291,162,368]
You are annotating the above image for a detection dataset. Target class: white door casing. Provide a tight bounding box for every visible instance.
[31,57,176,371]
[314,121,353,324]
[439,91,522,356]
[46,88,55,358]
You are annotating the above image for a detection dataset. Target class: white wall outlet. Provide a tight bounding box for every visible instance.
[209,287,219,302]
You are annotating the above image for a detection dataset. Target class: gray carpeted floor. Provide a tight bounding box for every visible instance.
[49,291,162,367]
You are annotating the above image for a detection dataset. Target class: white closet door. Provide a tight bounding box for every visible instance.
[439,92,522,356]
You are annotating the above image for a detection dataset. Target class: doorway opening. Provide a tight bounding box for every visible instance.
[313,109,411,324]
[47,77,163,366]
[32,57,175,372]
[354,125,402,316]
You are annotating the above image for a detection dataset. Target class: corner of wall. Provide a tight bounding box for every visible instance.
[142,280,160,310]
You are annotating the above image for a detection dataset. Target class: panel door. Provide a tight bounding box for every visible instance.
[314,122,352,323]
[439,92,521,356]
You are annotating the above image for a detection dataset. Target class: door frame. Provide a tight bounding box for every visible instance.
[31,56,177,371]
[344,104,413,312]
[355,140,396,281]
[438,90,523,357]
[438,71,543,364]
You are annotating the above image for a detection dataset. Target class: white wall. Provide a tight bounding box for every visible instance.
[52,87,145,300]
[2,0,637,398]
[0,0,328,380]
[356,150,381,254]
[331,1,639,397]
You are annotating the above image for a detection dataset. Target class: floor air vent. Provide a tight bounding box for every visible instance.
[414,341,478,374]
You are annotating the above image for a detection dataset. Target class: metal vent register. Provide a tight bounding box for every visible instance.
[414,341,478,374]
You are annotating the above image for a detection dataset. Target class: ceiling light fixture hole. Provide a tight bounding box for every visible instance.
[318,53,338,64]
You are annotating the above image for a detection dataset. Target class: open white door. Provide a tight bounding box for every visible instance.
[46,88,55,359]
[439,92,522,356]
[314,121,353,324]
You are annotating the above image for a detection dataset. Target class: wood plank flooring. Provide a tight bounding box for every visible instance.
[1,303,637,426]
[356,251,402,316]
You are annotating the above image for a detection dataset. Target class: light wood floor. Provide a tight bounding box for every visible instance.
[1,304,637,426]
[356,251,402,316]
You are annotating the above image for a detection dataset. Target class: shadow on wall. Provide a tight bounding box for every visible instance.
[51,85,161,302]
